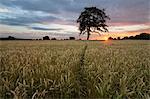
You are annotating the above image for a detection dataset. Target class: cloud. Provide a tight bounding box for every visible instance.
[109,24,150,32]
[0,6,60,26]
[0,8,11,13]
[0,0,73,13]
[0,0,149,39]
[31,27,63,31]
[1,0,149,25]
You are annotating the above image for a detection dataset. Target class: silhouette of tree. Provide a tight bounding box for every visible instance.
[7,36,16,40]
[129,36,134,39]
[113,38,117,40]
[43,36,50,40]
[121,33,150,40]
[69,37,75,40]
[51,38,57,40]
[138,33,150,40]
[117,37,121,40]
[122,36,129,40]
[77,7,110,40]
[108,37,113,40]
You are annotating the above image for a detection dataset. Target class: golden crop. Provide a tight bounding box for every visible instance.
[0,40,150,98]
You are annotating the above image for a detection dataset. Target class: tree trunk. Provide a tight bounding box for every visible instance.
[87,28,90,40]
[87,32,90,40]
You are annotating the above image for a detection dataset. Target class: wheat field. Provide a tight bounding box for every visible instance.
[0,40,150,98]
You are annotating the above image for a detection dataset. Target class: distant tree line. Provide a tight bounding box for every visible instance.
[1,33,149,41]
[42,36,76,40]
[0,36,76,40]
[108,33,150,40]
[0,36,32,40]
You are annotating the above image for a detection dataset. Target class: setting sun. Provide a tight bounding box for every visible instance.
[104,37,108,41]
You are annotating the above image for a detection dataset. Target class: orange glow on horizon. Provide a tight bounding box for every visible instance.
[90,29,150,40]
[104,37,108,41]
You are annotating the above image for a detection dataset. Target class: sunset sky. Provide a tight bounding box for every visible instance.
[0,0,149,40]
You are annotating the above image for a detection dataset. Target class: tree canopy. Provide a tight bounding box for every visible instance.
[77,7,110,40]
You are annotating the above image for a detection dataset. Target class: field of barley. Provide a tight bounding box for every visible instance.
[0,40,150,98]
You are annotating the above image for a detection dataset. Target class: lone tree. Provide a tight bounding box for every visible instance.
[77,7,110,40]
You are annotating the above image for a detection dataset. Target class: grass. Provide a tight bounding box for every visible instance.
[0,40,150,98]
